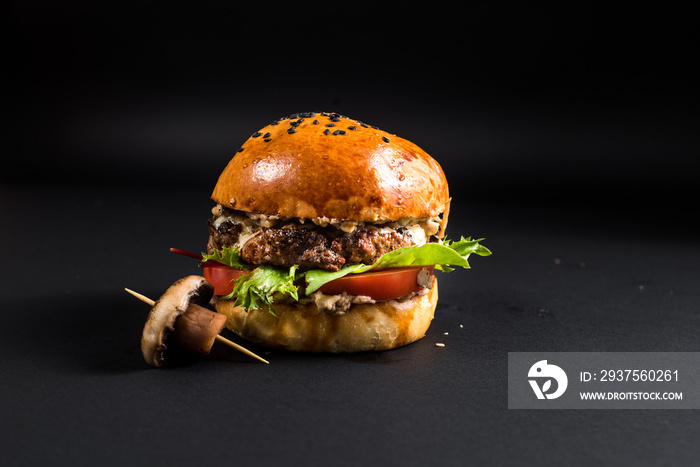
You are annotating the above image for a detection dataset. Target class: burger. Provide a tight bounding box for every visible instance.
[197,111,490,353]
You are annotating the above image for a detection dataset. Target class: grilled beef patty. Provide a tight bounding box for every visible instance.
[207,216,422,272]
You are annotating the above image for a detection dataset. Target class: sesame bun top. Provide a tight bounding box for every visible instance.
[211,112,450,222]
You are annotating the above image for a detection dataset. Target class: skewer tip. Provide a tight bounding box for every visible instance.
[124,287,155,306]
[215,335,270,364]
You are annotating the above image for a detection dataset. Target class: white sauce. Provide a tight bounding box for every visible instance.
[417,268,434,289]
[211,204,442,242]
[307,291,376,315]
[212,208,262,249]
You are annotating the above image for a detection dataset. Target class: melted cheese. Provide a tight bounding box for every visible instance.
[212,210,262,249]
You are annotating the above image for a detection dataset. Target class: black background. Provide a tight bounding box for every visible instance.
[3,3,699,466]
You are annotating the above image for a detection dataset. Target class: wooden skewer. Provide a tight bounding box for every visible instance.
[125,288,269,364]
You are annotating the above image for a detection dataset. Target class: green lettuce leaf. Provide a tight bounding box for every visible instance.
[221,264,300,315]
[305,237,491,294]
[201,245,249,270]
[209,237,491,313]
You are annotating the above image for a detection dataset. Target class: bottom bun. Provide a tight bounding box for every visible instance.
[215,278,438,353]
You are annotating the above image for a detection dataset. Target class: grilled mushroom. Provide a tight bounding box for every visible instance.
[141,275,222,367]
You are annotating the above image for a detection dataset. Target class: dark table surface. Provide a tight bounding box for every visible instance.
[2,179,699,466]
[5,4,700,465]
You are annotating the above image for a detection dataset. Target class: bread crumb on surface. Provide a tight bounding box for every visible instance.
[435,343,445,347]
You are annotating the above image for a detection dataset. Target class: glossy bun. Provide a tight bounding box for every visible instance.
[211,112,449,222]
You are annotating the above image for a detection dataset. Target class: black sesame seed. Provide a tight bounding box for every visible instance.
[326,123,335,127]
[333,130,346,135]
[324,129,330,135]
[237,147,245,152]
[348,126,356,130]
[313,120,319,125]
[382,136,390,143]
[263,132,271,138]
[270,121,279,125]
[251,132,261,138]
[290,121,300,127]
[330,116,341,122]
[264,138,271,142]
[287,128,296,134]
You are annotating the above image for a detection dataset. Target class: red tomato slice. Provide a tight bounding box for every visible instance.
[318,266,434,301]
[201,265,246,296]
